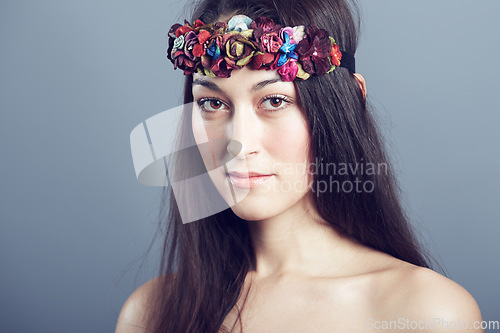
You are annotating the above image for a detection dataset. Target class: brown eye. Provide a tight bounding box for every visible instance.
[261,95,290,111]
[197,98,228,113]
[269,98,283,108]
[210,100,222,109]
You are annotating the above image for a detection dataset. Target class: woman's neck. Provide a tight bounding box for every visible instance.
[246,193,367,279]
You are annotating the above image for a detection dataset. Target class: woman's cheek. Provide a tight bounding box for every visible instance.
[266,114,310,164]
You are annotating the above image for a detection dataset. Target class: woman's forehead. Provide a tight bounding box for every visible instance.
[192,67,291,93]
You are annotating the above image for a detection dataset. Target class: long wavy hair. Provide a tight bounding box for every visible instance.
[147,0,431,332]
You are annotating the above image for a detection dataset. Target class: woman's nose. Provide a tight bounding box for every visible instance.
[226,106,259,159]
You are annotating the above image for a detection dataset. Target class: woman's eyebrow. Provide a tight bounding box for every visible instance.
[252,77,283,91]
[192,79,222,92]
[192,76,283,93]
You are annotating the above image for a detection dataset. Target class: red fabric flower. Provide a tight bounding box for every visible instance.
[193,30,211,57]
[250,17,278,34]
[250,17,283,53]
[260,32,282,53]
[175,19,203,37]
[173,50,198,74]
[192,19,204,29]
[210,57,233,78]
[295,25,332,75]
[250,52,276,70]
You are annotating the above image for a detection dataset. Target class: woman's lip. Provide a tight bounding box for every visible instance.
[226,172,274,189]
[227,171,273,178]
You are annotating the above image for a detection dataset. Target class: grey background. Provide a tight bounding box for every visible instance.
[0,0,498,331]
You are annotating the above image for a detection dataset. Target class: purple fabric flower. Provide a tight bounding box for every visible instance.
[183,31,199,61]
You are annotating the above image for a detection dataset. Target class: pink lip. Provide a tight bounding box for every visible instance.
[226,171,274,189]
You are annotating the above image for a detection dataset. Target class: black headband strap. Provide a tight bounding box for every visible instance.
[339,51,356,73]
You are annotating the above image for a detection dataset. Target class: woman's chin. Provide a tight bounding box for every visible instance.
[230,211,267,222]
[229,201,276,221]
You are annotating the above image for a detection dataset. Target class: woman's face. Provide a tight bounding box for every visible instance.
[191,67,313,221]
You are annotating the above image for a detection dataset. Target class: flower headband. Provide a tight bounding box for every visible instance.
[166,15,355,82]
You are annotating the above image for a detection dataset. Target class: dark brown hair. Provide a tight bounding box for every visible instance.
[148,0,431,332]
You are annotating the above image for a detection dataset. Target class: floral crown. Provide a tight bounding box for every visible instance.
[166,15,355,82]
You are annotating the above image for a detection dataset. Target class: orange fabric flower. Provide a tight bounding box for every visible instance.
[330,43,342,67]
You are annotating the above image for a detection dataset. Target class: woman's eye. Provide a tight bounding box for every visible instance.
[261,96,290,111]
[269,98,283,108]
[197,98,227,112]
[208,100,222,109]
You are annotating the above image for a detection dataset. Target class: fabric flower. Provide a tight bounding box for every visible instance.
[223,30,257,68]
[172,50,198,74]
[174,19,203,37]
[183,31,199,61]
[198,23,228,65]
[295,25,332,75]
[295,62,310,80]
[250,17,279,33]
[173,35,185,49]
[329,37,342,67]
[206,38,221,60]
[250,52,277,70]
[212,21,228,33]
[167,20,207,67]
[167,23,182,61]
[277,31,298,67]
[277,59,299,81]
[292,26,306,43]
[175,25,193,37]
[166,16,345,80]
[192,19,204,29]
[192,30,211,57]
[281,26,305,44]
[227,15,253,32]
[210,57,233,78]
[260,32,282,53]
[251,17,283,53]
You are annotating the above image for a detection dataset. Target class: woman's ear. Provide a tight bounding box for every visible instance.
[353,73,366,100]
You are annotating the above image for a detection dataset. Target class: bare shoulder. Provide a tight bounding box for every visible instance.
[380,260,484,332]
[115,276,164,333]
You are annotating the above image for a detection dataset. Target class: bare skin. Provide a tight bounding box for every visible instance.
[116,208,484,333]
[116,67,483,332]
[216,186,482,332]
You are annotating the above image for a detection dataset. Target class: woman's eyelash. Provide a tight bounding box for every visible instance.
[260,95,293,111]
[262,94,292,103]
[196,95,293,113]
[196,97,228,112]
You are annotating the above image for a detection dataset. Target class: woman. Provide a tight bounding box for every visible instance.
[117,0,483,332]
